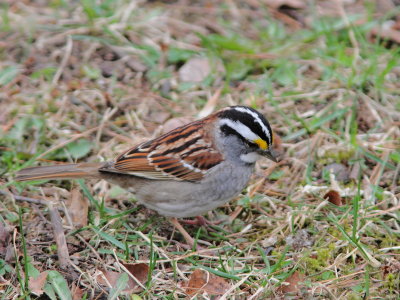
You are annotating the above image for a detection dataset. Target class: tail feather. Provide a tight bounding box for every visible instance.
[15,163,104,182]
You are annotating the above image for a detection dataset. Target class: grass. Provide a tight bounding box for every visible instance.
[0,0,399,298]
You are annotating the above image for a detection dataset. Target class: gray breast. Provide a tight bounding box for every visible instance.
[134,161,254,217]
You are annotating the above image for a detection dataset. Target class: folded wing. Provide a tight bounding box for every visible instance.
[108,118,224,181]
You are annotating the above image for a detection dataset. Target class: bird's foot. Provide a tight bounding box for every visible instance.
[169,217,215,251]
[180,216,222,226]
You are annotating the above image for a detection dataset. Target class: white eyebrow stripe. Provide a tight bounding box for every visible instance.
[219,118,259,141]
[233,106,271,142]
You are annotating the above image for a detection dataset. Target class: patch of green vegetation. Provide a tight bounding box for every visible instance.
[31,67,57,82]
[383,273,400,295]
[1,0,399,298]
[51,138,93,160]
[167,47,196,64]
[304,244,336,276]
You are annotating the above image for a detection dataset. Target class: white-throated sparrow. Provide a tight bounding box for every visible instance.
[16,106,277,245]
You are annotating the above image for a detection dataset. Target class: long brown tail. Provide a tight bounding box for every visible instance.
[15,163,104,182]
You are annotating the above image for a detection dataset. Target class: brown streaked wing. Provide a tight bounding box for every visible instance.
[112,115,224,181]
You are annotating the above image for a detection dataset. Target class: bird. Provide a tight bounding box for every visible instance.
[16,105,277,246]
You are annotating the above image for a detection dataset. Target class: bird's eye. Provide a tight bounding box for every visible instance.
[245,140,258,148]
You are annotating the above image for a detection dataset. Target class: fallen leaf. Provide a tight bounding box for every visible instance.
[97,269,119,287]
[179,57,211,83]
[122,263,149,284]
[71,282,85,300]
[96,263,149,293]
[278,271,305,294]
[67,188,88,228]
[324,190,343,206]
[179,57,224,83]
[382,258,400,276]
[185,269,230,296]
[29,271,48,296]
[370,20,400,45]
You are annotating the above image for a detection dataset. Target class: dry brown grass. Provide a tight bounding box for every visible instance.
[0,0,399,299]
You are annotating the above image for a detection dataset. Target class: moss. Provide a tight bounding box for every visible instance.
[320,147,356,163]
[346,292,362,300]
[327,227,346,239]
[304,244,336,276]
[318,151,356,166]
[384,273,400,294]
[380,236,396,248]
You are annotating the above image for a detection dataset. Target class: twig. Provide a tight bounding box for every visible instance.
[365,204,400,218]
[48,201,70,268]
[114,250,147,291]
[198,87,222,118]
[0,190,63,211]
[220,272,252,300]
[52,35,73,86]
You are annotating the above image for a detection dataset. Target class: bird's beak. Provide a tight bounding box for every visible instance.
[258,149,278,163]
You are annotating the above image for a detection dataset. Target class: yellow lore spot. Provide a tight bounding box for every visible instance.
[254,138,268,150]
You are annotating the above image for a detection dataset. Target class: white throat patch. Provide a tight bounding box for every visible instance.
[240,152,261,163]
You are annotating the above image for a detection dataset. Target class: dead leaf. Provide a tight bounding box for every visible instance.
[96,263,149,293]
[370,20,400,45]
[179,57,224,83]
[71,282,85,300]
[67,188,88,228]
[29,271,48,296]
[185,269,230,296]
[324,190,343,206]
[382,258,400,276]
[122,263,149,284]
[278,271,305,294]
[179,57,211,83]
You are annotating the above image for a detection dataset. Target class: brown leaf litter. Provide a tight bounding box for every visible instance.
[96,263,149,293]
[184,269,230,296]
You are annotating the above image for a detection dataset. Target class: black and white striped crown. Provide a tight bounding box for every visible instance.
[217,106,273,148]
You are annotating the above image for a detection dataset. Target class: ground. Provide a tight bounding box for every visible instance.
[0,0,399,299]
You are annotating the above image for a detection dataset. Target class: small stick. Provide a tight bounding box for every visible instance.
[0,190,63,211]
[48,201,70,269]
[52,35,73,86]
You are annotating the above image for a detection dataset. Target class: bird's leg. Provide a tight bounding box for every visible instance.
[179,216,207,226]
[180,216,223,226]
[169,217,195,247]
